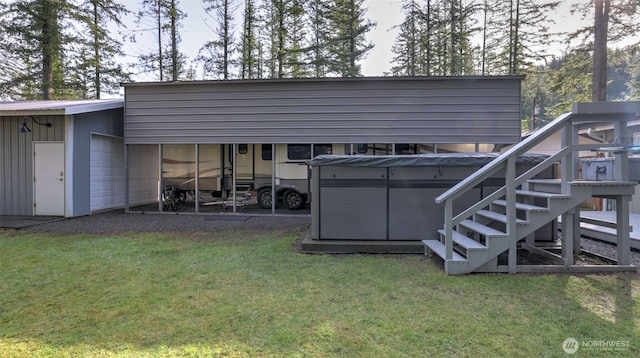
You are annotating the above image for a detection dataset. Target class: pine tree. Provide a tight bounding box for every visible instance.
[305,0,331,77]
[0,0,88,99]
[569,0,640,101]
[325,0,375,77]
[76,0,131,98]
[198,0,239,80]
[134,0,187,81]
[389,0,422,76]
[240,0,261,78]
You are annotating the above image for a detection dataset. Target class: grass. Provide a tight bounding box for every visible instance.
[0,227,639,357]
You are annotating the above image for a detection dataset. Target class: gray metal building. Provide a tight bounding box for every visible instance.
[122,76,525,213]
[124,76,523,145]
[1,100,124,217]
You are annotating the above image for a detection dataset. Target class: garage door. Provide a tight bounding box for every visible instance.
[90,134,125,212]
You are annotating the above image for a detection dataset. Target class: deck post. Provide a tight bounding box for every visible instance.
[562,208,577,266]
[617,195,631,266]
[506,156,517,273]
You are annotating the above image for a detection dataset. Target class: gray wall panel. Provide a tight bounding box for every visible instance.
[319,187,387,240]
[1,115,64,215]
[124,77,523,145]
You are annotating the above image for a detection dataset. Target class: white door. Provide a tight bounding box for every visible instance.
[90,135,125,211]
[34,142,65,216]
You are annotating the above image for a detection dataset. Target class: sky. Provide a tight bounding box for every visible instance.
[122,0,593,81]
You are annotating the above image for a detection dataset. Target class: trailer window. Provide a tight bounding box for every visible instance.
[315,144,333,156]
[261,144,272,160]
[287,144,333,160]
[288,144,310,160]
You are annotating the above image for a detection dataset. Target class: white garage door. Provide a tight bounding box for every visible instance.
[90,134,125,212]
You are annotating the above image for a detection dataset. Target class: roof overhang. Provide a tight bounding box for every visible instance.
[0,99,124,116]
[121,75,527,88]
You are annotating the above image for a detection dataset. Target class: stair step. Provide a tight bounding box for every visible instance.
[516,190,571,199]
[422,240,466,261]
[492,200,549,212]
[437,229,486,250]
[459,219,507,237]
[476,210,528,225]
[526,179,561,185]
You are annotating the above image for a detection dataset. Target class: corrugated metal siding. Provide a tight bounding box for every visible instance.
[1,115,65,215]
[124,77,523,145]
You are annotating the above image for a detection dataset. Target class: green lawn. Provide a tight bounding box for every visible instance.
[0,228,638,357]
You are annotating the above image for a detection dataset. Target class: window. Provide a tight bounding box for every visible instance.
[357,143,368,154]
[287,144,333,160]
[314,144,333,156]
[288,144,310,160]
[261,144,272,161]
[238,144,248,154]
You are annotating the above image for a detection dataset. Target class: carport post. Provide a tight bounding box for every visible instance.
[195,144,200,213]
[124,144,129,211]
[158,144,163,212]
[232,143,237,213]
[272,144,276,214]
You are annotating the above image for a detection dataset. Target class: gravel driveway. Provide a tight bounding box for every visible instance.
[21,210,311,235]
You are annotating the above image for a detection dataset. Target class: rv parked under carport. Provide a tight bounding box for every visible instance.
[121,76,525,214]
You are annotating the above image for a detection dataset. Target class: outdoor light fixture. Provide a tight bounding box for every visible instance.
[20,115,51,133]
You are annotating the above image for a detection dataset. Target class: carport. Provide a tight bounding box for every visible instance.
[122,76,526,215]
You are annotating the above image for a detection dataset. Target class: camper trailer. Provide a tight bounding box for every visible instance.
[160,143,440,210]
[161,143,346,210]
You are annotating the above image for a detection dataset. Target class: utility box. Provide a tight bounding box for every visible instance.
[581,157,640,181]
[311,153,554,242]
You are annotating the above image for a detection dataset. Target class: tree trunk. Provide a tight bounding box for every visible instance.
[93,2,101,99]
[41,0,58,100]
[592,0,609,102]
[171,0,178,81]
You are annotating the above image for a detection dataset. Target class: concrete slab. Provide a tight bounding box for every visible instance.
[0,216,66,229]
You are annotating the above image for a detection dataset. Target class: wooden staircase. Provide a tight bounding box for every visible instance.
[423,102,640,274]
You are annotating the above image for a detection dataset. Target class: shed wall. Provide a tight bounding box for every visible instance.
[71,109,124,216]
[1,116,65,215]
[124,77,523,145]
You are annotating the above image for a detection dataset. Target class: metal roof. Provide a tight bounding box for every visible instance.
[0,99,124,116]
[121,75,526,87]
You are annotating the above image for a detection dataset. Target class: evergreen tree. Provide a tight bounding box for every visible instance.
[198,0,239,80]
[569,0,640,101]
[240,0,261,78]
[389,0,422,76]
[260,0,309,78]
[305,0,331,77]
[0,0,88,99]
[134,0,187,81]
[76,0,131,98]
[325,0,375,77]
[483,0,559,75]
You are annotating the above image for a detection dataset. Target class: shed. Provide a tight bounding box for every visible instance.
[310,153,554,242]
[1,100,124,217]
